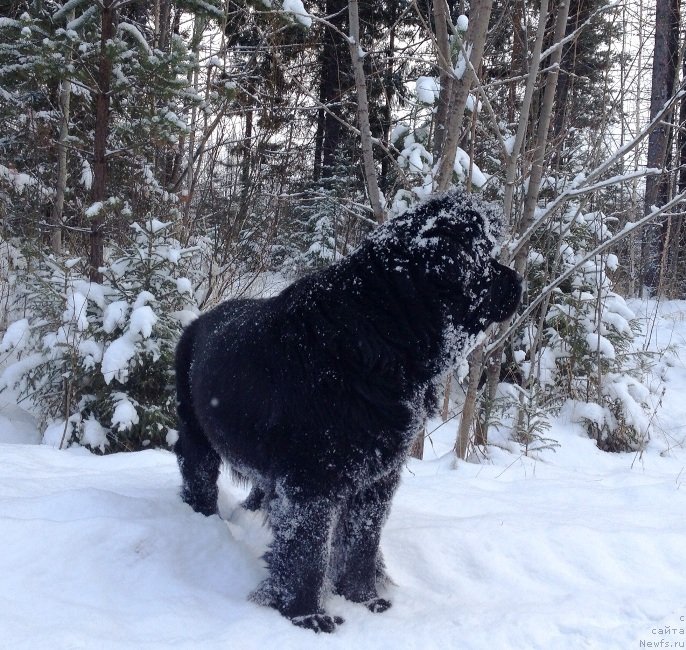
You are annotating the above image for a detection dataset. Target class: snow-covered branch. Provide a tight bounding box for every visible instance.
[511,83,686,258]
[488,189,686,354]
[538,0,620,62]
[434,0,493,191]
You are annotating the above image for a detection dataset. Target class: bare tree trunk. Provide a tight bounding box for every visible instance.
[680,55,686,198]
[434,0,497,453]
[155,0,171,50]
[656,0,683,296]
[469,0,550,447]
[503,0,549,229]
[409,425,425,459]
[89,0,115,283]
[641,0,680,292]
[441,373,452,421]
[508,0,526,124]
[181,14,203,232]
[434,0,493,191]
[315,0,348,183]
[450,2,510,448]
[508,0,570,441]
[455,345,484,460]
[348,0,385,223]
[235,108,254,232]
[50,9,75,255]
[380,22,397,192]
[675,56,686,293]
[432,0,454,160]
[476,350,501,446]
[313,89,325,183]
[516,0,571,265]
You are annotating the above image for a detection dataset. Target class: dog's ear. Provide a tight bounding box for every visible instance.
[486,263,521,323]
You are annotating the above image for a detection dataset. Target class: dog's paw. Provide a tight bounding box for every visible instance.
[291,613,344,633]
[365,597,392,613]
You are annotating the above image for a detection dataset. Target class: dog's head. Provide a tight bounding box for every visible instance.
[371,191,522,332]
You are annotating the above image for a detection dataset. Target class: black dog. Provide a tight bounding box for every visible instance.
[174,190,521,633]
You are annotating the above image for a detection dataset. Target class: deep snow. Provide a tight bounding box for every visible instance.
[1,300,685,649]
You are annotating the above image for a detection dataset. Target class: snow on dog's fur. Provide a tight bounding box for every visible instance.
[174,190,522,632]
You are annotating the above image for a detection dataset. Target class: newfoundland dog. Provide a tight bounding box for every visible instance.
[174,190,521,632]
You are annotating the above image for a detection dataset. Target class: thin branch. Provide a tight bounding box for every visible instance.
[268,191,377,226]
[512,85,686,257]
[538,0,621,62]
[488,189,686,354]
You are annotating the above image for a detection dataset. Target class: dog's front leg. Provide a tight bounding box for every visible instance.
[250,482,342,633]
[332,468,399,612]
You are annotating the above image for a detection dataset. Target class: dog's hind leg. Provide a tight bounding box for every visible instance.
[332,469,400,613]
[174,324,221,516]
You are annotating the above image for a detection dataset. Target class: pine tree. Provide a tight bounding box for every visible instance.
[509,206,654,452]
[0,0,224,255]
[0,220,205,451]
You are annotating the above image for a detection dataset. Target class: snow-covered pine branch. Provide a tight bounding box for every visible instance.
[488,188,686,355]
[512,83,686,258]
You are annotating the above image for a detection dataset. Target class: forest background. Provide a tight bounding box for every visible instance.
[0,0,684,461]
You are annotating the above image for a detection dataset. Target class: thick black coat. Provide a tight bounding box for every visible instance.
[174,190,521,632]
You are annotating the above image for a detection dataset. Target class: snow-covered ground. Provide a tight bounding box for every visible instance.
[1,301,685,649]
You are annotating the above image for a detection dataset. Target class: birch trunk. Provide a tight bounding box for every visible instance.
[477,0,550,443]
[51,9,74,255]
[510,0,570,440]
[455,345,484,460]
[434,0,493,192]
[348,0,385,223]
[432,0,454,160]
[516,0,571,268]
